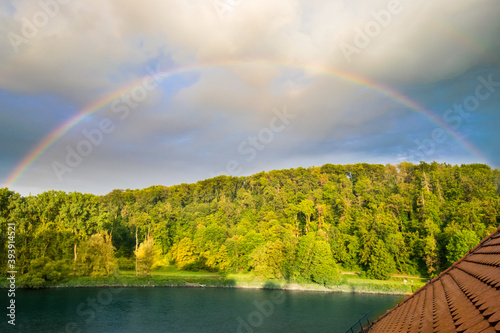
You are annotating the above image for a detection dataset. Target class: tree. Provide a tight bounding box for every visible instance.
[310,240,341,286]
[76,232,117,277]
[291,233,316,282]
[135,237,155,277]
[204,244,231,272]
[60,192,99,275]
[298,199,315,233]
[366,240,395,280]
[421,235,439,277]
[446,229,480,266]
[265,240,286,278]
[170,238,199,270]
[2,162,499,286]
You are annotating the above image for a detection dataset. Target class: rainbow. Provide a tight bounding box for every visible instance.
[2,59,489,188]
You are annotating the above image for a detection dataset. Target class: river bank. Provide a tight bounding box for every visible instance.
[1,270,426,295]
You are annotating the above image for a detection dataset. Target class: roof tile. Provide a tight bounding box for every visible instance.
[475,244,500,254]
[368,227,500,333]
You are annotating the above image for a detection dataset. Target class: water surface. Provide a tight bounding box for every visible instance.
[4,287,404,333]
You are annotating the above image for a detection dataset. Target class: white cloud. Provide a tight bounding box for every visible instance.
[2,0,499,194]
[1,0,498,98]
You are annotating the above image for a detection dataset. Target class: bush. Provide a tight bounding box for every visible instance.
[43,260,71,283]
[17,274,46,289]
[17,258,70,288]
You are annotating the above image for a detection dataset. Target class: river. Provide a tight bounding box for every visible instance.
[5,287,404,332]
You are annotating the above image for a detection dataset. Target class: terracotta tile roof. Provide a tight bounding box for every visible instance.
[367,226,500,333]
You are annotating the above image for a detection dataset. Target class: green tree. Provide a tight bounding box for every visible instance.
[310,240,341,286]
[291,233,316,282]
[76,232,117,277]
[2,162,499,285]
[298,199,315,233]
[446,229,480,266]
[18,258,70,288]
[170,238,199,270]
[204,244,231,272]
[135,237,155,277]
[366,240,395,280]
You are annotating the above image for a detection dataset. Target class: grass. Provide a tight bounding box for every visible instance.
[1,266,426,294]
[342,277,424,294]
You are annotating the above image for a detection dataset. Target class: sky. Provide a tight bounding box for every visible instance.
[0,0,499,196]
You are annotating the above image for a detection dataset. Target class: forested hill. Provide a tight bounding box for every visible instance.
[1,162,500,287]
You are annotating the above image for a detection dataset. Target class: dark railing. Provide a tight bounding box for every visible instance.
[344,313,371,333]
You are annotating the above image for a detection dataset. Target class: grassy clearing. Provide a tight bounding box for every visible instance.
[1,266,426,294]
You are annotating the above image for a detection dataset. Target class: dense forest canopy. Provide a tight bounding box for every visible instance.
[1,162,499,287]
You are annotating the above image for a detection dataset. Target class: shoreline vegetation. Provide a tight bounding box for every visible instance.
[2,162,497,296]
[2,268,426,295]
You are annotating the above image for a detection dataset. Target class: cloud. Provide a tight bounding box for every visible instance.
[1,0,499,195]
[1,0,499,98]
